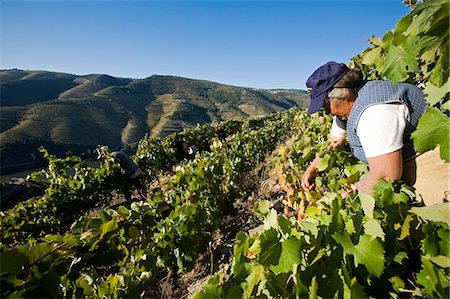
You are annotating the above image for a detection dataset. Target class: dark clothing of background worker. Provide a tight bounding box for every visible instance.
[111,151,144,201]
[301,61,449,205]
[175,140,198,160]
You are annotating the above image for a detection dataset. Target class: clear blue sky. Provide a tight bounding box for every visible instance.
[1,0,410,89]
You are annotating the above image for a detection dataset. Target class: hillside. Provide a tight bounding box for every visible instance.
[0,70,308,174]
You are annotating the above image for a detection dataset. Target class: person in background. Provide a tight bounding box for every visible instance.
[111,151,144,201]
[301,61,449,205]
[175,140,198,160]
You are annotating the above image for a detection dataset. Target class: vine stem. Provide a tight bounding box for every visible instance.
[27,242,67,269]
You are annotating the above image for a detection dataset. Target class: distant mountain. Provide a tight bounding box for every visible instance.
[0,69,308,174]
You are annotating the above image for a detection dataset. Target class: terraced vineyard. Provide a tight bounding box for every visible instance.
[1,0,448,298]
[1,108,305,297]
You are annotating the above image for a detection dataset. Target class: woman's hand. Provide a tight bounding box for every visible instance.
[301,156,320,191]
[301,168,317,191]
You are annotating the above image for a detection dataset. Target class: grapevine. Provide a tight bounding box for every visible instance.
[0,108,301,297]
[196,0,449,297]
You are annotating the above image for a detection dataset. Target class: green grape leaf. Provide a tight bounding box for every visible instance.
[310,249,327,267]
[423,80,450,107]
[258,229,281,266]
[299,220,319,238]
[225,286,243,299]
[97,282,110,299]
[359,193,375,218]
[316,154,331,172]
[263,209,279,230]
[349,277,367,299]
[100,219,118,239]
[78,274,95,296]
[437,229,449,256]
[395,14,412,33]
[254,200,270,218]
[117,206,130,217]
[309,276,318,299]
[193,283,222,299]
[345,218,355,235]
[405,1,443,36]
[361,46,383,67]
[128,225,140,240]
[242,264,265,299]
[392,192,410,204]
[399,214,413,241]
[383,43,419,84]
[270,237,302,274]
[368,35,383,47]
[411,108,450,162]
[443,100,450,110]
[422,232,440,258]
[278,215,293,236]
[234,232,249,263]
[389,276,406,292]
[416,256,449,296]
[247,239,261,259]
[429,54,449,86]
[419,36,439,63]
[63,234,82,247]
[27,242,56,265]
[429,255,450,268]
[381,30,394,45]
[353,235,385,277]
[394,252,408,264]
[332,232,355,257]
[409,202,450,224]
[44,234,64,243]
[363,219,385,241]
[0,248,28,274]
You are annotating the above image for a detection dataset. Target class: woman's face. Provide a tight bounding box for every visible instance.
[329,98,354,120]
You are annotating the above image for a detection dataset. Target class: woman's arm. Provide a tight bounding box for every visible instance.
[356,149,403,194]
